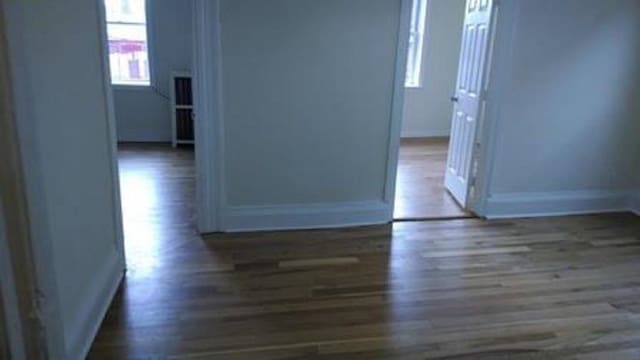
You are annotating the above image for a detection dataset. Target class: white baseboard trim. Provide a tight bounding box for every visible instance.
[484,191,632,219]
[400,130,450,138]
[67,253,124,359]
[221,201,392,232]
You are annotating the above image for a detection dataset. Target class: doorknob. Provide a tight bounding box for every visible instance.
[450,96,459,102]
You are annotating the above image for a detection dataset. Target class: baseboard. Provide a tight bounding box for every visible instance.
[221,201,391,232]
[66,253,124,359]
[401,130,450,138]
[484,191,632,219]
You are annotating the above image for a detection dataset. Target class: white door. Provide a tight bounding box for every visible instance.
[445,0,494,207]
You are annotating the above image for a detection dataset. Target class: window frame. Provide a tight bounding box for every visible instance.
[405,0,428,88]
[104,0,155,89]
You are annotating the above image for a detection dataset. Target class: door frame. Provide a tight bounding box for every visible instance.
[0,0,64,356]
[388,0,520,218]
[466,0,520,216]
[193,0,224,233]
[383,0,415,215]
[95,0,127,262]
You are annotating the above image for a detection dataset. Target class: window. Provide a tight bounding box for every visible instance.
[104,0,151,86]
[405,0,428,88]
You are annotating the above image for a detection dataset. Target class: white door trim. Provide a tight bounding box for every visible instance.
[383,0,414,218]
[468,0,521,216]
[193,0,224,233]
[95,0,126,265]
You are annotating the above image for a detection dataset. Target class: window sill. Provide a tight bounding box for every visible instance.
[111,84,153,91]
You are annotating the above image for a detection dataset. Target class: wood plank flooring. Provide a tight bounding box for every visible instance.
[89,144,640,359]
[394,138,469,219]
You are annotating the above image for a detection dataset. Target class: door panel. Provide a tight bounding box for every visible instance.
[445,0,494,207]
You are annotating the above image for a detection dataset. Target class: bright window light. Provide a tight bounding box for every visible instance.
[405,0,428,88]
[104,0,151,86]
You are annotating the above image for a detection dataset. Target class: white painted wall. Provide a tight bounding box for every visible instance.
[402,0,465,138]
[114,0,193,142]
[484,0,640,217]
[3,0,124,358]
[219,0,402,208]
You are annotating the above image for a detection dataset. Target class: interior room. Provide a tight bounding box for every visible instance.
[1,0,640,359]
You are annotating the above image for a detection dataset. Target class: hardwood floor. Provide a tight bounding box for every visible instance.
[394,138,469,220]
[89,144,640,359]
[115,144,198,279]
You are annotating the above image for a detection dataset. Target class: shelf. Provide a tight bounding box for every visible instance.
[171,72,194,148]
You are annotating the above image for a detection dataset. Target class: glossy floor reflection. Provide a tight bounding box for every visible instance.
[116,144,199,278]
[90,144,640,358]
[394,138,469,219]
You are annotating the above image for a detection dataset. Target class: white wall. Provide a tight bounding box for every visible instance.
[114,0,193,142]
[401,0,465,138]
[219,0,402,209]
[484,0,640,217]
[3,0,124,358]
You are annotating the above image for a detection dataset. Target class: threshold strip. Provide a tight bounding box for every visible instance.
[393,215,476,222]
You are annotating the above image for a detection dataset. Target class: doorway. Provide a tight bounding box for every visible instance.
[394,138,469,219]
[394,0,495,220]
[99,0,200,273]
